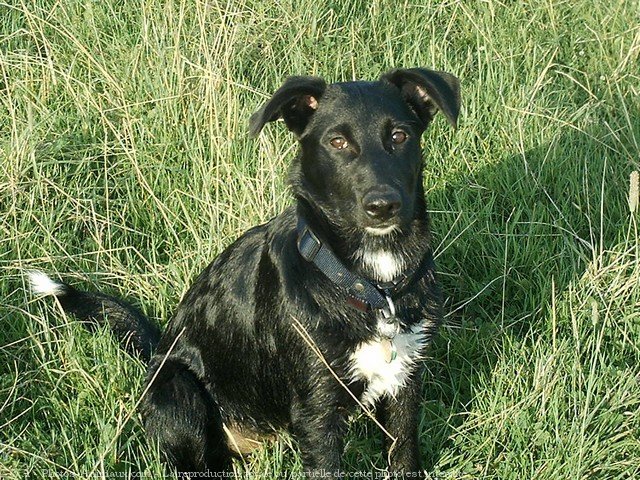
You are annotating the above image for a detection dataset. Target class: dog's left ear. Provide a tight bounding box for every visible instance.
[250,76,327,137]
[381,68,461,129]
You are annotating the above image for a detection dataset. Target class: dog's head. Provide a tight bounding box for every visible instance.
[250,68,460,237]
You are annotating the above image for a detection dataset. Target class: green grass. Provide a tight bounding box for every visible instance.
[1,0,639,478]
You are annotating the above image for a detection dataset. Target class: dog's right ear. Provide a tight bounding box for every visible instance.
[249,76,327,137]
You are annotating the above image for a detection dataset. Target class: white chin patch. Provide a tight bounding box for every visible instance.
[364,225,398,236]
[358,250,405,283]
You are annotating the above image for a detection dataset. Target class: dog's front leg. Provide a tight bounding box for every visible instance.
[291,392,346,477]
[378,372,425,478]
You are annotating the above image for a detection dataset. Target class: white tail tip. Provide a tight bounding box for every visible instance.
[28,271,66,296]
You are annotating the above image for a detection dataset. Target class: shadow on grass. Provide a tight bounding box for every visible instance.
[413,103,637,471]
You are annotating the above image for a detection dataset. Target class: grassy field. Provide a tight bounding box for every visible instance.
[1,0,639,478]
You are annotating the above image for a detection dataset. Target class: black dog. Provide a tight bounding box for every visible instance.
[29,67,460,477]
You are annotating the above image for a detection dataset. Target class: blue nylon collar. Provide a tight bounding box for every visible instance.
[296,216,431,313]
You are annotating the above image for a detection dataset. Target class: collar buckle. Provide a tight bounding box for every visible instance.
[297,226,322,262]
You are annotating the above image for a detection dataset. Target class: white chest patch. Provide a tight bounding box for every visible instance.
[349,320,431,406]
[358,250,405,283]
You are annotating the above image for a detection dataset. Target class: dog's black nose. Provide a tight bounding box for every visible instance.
[362,189,402,222]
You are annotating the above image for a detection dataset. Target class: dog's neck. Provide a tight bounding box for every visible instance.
[295,193,432,283]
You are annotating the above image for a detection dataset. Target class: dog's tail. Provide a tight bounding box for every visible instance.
[27,271,161,362]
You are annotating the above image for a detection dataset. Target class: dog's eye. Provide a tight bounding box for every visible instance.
[330,137,349,150]
[391,130,408,144]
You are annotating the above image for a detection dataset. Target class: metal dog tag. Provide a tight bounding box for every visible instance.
[378,317,399,339]
[381,338,397,363]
